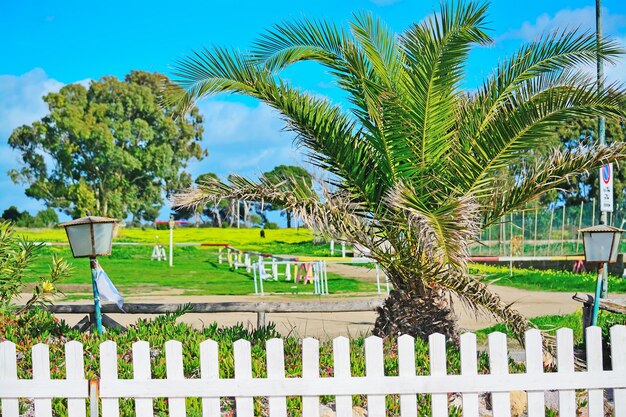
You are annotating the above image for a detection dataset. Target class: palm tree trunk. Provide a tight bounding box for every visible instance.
[373,274,459,343]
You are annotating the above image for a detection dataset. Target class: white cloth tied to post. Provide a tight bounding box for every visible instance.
[95,265,124,310]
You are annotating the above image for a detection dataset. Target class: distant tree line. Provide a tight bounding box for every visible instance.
[1,206,59,228]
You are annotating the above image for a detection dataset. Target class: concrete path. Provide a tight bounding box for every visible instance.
[50,283,598,339]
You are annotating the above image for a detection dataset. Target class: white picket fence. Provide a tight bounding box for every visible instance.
[1,326,626,417]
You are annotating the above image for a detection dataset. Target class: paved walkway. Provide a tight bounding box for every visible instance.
[50,283,597,339]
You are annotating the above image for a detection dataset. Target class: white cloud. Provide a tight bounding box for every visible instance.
[501,6,626,41]
[0,68,65,216]
[0,68,64,139]
[196,100,289,145]
[188,99,305,180]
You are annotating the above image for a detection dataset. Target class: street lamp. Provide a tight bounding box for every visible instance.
[579,224,624,325]
[59,215,119,333]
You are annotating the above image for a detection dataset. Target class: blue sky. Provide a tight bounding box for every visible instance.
[2,0,626,221]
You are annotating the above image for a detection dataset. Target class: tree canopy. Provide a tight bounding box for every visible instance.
[263,165,313,227]
[8,71,206,221]
[539,105,626,207]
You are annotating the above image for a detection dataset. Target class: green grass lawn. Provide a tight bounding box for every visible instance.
[29,245,378,298]
[475,310,626,346]
[471,263,626,293]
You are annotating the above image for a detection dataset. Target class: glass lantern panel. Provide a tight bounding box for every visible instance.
[583,232,615,263]
[93,223,114,255]
[610,232,622,263]
[66,224,94,257]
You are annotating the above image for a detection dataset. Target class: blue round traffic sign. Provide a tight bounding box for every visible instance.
[602,165,611,184]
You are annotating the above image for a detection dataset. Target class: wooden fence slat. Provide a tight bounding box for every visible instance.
[429,333,448,417]
[460,333,479,417]
[100,341,120,417]
[398,335,417,417]
[610,325,626,415]
[302,338,320,417]
[266,339,287,417]
[32,344,52,417]
[132,342,153,417]
[200,340,221,417]
[488,332,511,417]
[333,336,352,417]
[365,336,385,416]
[165,341,186,417]
[524,329,545,417]
[0,341,19,417]
[556,328,576,417]
[586,326,604,417]
[65,342,86,417]
[234,339,254,417]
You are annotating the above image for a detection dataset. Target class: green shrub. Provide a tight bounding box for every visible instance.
[0,221,71,311]
[263,221,279,229]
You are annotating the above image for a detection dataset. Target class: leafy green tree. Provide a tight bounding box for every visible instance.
[33,208,59,228]
[538,109,626,207]
[1,206,20,222]
[171,3,626,341]
[263,165,313,227]
[8,71,206,221]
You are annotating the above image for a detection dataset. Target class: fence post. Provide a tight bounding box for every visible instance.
[429,333,448,417]
[533,208,538,257]
[33,344,52,417]
[132,341,153,417]
[577,201,584,253]
[200,340,221,416]
[398,335,418,417]
[556,328,576,416]
[611,326,626,414]
[0,341,19,417]
[333,337,352,417]
[257,311,266,328]
[460,333,478,417]
[509,213,513,277]
[561,205,566,255]
[302,338,320,417]
[233,340,253,416]
[100,341,119,417]
[365,337,385,416]
[488,332,511,416]
[266,339,287,417]
[521,210,525,255]
[525,330,545,416]
[586,327,604,416]
[548,208,555,256]
[66,341,86,417]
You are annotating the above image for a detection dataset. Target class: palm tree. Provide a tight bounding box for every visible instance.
[169,1,626,342]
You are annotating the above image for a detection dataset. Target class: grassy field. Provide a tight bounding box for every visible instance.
[471,263,626,293]
[29,245,378,299]
[18,226,316,245]
[18,226,626,297]
[475,310,626,346]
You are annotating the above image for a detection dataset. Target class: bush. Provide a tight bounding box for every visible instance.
[0,221,71,311]
[264,221,279,229]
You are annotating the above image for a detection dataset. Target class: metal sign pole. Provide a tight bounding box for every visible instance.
[90,258,103,334]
